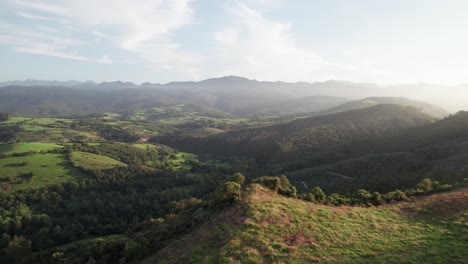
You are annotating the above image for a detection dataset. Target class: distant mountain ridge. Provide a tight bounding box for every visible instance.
[0,76,451,118]
[1,76,464,112]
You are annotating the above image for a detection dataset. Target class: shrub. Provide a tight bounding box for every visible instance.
[252,176,280,191]
[311,186,326,202]
[214,181,241,206]
[229,173,246,186]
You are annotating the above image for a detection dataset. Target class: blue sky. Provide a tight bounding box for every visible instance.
[0,0,467,84]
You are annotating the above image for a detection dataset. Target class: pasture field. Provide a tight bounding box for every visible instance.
[132,143,154,150]
[172,152,198,170]
[0,142,63,154]
[0,153,87,192]
[70,151,126,170]
[18,128,100,142]
[0,117,31,124]
[21,125,51,131]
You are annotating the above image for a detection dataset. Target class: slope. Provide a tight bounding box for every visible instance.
[156,104,435,162]
[143,184,468,263]
[279,111,468,193]
[320,97,449,118]
[249,95,348,116]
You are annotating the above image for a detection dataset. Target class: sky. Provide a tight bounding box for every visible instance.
[0,0,467,85]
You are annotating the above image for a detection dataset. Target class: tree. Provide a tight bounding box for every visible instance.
[311,186,326,202]
[371,192,383,205]
[326,193,343,205]
[252,176,280,191]
[0,113,10,122]
[416,178,433,193]
[214,182,241,207]
[353,189,372,205]
[5,235,32,263]
[229,173,245,186]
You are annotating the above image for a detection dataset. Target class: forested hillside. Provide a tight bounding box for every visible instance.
[320,97,449,118]
[156,105,435,162]
[276,111,468,193]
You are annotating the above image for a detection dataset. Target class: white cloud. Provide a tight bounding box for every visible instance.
[16,11,55,21]
[210,4,324,81]
[207,2,411,84]
[209,2,329,81]
[2,0,200,74]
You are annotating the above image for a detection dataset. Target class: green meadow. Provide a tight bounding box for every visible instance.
[0,142,63,154]
[70,151,126,170]
[0,153,87,192]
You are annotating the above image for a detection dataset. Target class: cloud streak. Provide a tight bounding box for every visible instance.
[1,0,199,73]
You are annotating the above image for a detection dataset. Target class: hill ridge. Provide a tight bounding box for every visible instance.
[142,184,468,263]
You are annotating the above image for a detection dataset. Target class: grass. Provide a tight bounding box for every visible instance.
[70,151,126,170]
[172,152,198,171]
[0,117,31,124]
[18,128,100,143]
[132,143,156,150]
[0,153,88,192]
[21,125,51,131]
[0,142,63,154]
[147,185,468,263]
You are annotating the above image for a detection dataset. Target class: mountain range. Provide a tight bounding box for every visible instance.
[1,76,466,112]
[0,76,455,118]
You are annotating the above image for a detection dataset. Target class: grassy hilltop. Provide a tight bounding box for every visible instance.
[145,184,467,264]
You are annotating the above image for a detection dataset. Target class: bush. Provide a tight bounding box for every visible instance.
[371,192,383,205]
[326,193,343,205]
[311,186,326,202]
[416,178,433,193]
[214,181,241,207]
[252,176,280,191]
[229,173,245,186]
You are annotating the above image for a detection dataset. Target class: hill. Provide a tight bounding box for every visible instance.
[0,77,438,118]
[277,111,468,193]
[320,97,449,118]
[0,77,463,116]
[156,104,435,162]
[142,184,467,263]
[249,95,348,116]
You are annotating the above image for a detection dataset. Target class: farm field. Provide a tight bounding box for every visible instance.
[70,151,127,170]
[0,153,87,192]
[0,142,63,154]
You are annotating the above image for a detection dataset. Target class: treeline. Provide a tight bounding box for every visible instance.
[69,143,174,167]
[0,124,20,143]
[0,113,9,122]
[254,176,459,206]
[70,120,139,142]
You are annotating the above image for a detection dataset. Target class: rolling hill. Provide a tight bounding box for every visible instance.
[249,95,348,116]
[276,111,468,193]
[140,184,467,263]
[0,77,450,118]
[156,104,436,162]
[320,97,449,118]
